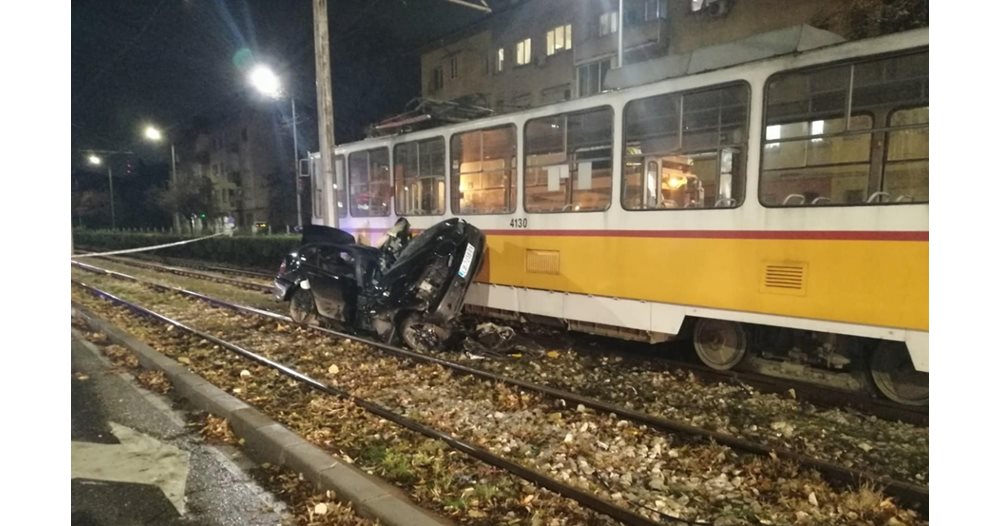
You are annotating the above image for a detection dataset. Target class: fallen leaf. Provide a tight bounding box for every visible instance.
[314,502,328,515]
[177,356,192,365]
[808,492,818,506]
[240,369,252,379]
[546,350,560,358]
[328,364,340,375]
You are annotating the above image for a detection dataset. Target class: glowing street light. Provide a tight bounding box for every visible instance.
[248,65,282,99]
[144,125,163,142]
[83,151,117,228]
[248,63,302,229]
[142,123,179,231]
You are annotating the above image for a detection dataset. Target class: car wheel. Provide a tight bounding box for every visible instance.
[289,288,318,325]
[399,312,451,353]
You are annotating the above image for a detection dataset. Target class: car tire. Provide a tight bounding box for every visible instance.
[289,288,318,325]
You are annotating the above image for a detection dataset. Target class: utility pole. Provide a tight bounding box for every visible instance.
[170,143,180,232]
[107,164,116,229]
[313,0,338,226]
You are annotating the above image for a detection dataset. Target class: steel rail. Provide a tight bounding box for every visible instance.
[84,251,929,424]
[74,247,274,279]
[72,261,929,512]
[71,279,693,526]
[82,254,271,293]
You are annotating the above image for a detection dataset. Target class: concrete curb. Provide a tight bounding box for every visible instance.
[72,303,454,526]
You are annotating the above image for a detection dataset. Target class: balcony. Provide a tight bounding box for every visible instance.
[575,18,668,64]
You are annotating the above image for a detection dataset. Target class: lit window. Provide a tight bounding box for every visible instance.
[810,120,824,142]
[759,51,928,206]
[546,24,572,56]
[622,83,750,210]
[525,107,613,213]
[599,11,618,37]
[348,148,391,217]
[451,125,517,215]
[516,38,532,66]
[496,47,504,72]
[394,137,446,216]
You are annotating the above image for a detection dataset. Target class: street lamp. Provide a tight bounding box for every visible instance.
[144,125,163,142]
[88,153,115,229]
[248,64,303,230]
[83,151,126,229]
[143,124,180,231]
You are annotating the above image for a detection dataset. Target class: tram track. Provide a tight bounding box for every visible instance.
[83,253,928,426]
[73,282,676,526]
[74,246,274,279]
[75,253,272,292]
[72,260,929,518]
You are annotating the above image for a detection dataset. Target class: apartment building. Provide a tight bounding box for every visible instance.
[175,107,295,230]
[420,0,868,112]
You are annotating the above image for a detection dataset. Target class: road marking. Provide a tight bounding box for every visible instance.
[72,421,191,515]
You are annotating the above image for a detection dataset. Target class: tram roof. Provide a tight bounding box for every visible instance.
[604,24,846,90]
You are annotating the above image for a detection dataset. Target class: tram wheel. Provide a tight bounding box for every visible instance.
[693,319,748,371]
[870,341,929,406]
[289,288,318,325]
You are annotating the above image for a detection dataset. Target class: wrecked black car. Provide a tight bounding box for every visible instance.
[273,218,486,351]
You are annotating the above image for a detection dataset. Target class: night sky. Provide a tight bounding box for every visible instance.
[72,0,510,166]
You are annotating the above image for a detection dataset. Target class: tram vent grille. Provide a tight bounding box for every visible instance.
[525,250,560,274]
[761,262,807,295]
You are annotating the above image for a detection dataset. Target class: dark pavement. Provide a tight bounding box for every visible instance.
[71,334,288,526]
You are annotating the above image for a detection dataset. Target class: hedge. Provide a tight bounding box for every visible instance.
[73,230,299,269]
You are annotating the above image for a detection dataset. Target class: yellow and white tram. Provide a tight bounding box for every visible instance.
[306,28,929,404]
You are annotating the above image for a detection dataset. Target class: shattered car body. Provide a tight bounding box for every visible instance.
[273,218,486,351]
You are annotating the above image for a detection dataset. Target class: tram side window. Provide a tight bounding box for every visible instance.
[884,107,928,202]
[394,137,446,215]
[450,125,517,214]
[622,83,748,210]
[348,148,391,217]
[334,155,347,217]
[760,50,928,206]
[525,107,613,212]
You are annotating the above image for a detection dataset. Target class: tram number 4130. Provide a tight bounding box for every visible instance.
[509,218,528,229]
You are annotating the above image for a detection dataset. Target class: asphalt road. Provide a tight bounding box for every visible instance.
[71,334,288,526]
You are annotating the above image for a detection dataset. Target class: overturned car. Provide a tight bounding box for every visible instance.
[273,218,486,351]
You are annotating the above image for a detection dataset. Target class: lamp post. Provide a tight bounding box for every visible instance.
[143,125,180,232]
[87,154,116,229]
[248,64,303,230]
[84,150,133,229]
